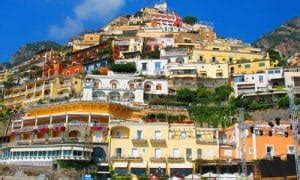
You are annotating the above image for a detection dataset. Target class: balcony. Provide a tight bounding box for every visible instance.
[167,157,185,163]
[150,157,166,162]
[196,138,218,145]
[22,126,35,132]
[132,137,148,144]
[15,139,31,145]
[219,140,236,147]
[48,137,63,143]
[111,155,127,161]
[127,156,143,162]
[150,137,166,145]
[32,138,46,145]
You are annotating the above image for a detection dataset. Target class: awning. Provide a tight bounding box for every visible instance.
[149,163,166,168]
[130,161,147,168]
[169,162,193,169]
[113,162,128,168]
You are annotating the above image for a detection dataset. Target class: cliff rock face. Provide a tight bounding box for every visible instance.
[254,17,300,57]
[11,41,62,66]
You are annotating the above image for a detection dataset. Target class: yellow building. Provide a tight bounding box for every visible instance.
[71,33,102,52]
[195,63,229,79]
[3,75,82,109]
[2,101,142,173]
[191,42,272,76]
[110,121,219,176]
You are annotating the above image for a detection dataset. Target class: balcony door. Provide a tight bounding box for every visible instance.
[173,148,180,158]
[155,148,161,158]
[137,130,143,140]
[154,130,161,139]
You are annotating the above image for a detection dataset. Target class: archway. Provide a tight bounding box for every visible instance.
[92,147,107,163]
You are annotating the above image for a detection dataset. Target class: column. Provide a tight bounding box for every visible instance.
[88,113,91,125]
[252,132,257,160]
[65,113,69,125]
[35,117,38,127]
[50,115,53,125]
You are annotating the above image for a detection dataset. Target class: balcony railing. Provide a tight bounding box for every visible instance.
[15,140,31,145]
[167,156,185,162]
[48,137,63,143]
[150,157,166,162]
[32,138,47,145]
[150,138,166,144]
[132,137,148,144]
[196,138,218,145]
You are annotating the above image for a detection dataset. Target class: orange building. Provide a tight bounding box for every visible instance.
[221,121,296,162]
[61,64,83,76]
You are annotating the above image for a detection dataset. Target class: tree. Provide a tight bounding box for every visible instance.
[183,16,198,25]
[214,85,233,102]
[277,95,290,108]
[267,48,287,67]
[176,88,196,103]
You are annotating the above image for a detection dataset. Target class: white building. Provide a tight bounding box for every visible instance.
[143,79,169,95]
[160,48,189,64]
[232,67,286,97]
[135,59,168,77]
[82,75,144,104]
[232,73,267,97]
[284,67,300,92]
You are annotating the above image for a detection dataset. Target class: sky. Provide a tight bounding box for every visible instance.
[0,0,299,62]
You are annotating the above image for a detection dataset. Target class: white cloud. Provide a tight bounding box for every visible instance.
[49,0,125,40]
[75,0,125,21]
[49,17,84,40]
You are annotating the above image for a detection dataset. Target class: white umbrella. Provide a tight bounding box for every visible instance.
[184,174,201,179]
[201,172,217,178]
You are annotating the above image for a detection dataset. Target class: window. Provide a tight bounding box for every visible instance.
[111,82,117,89]
[137,130,143,140]
[259,62,265,67]
[229,57,233,63]
[288,146,295,154]
[155,148,161,158]
[186,148,192,160]
[129,83,135,90]
[156,84,162,90]
[181,132,187,139]
[268,70,274,74]
[115,131,121,138]
[132,148,139,157]
[206,149,213,157]
[245,64,251,68]
[266,145,274,157]
[155,62,161,70]
[142,63,147,71]
[116,148,122,157]
[224,150,232,157]
[216,72,223,77]
[211,57,216,63]
[173,148,180,158]
[197,149,202,159]
[199,56,204,62]
[259,75,264,83]
[95,132,102,141]
[154,130,161,139]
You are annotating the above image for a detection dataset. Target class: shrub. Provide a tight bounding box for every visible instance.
[110,63,136,73]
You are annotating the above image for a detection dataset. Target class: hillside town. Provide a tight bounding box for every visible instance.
[0,1,299,179]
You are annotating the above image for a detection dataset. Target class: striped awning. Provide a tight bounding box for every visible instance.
[149,162,166,168]
[113,162,128,168]
[130,161,147,168]
[168,162,193,168]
